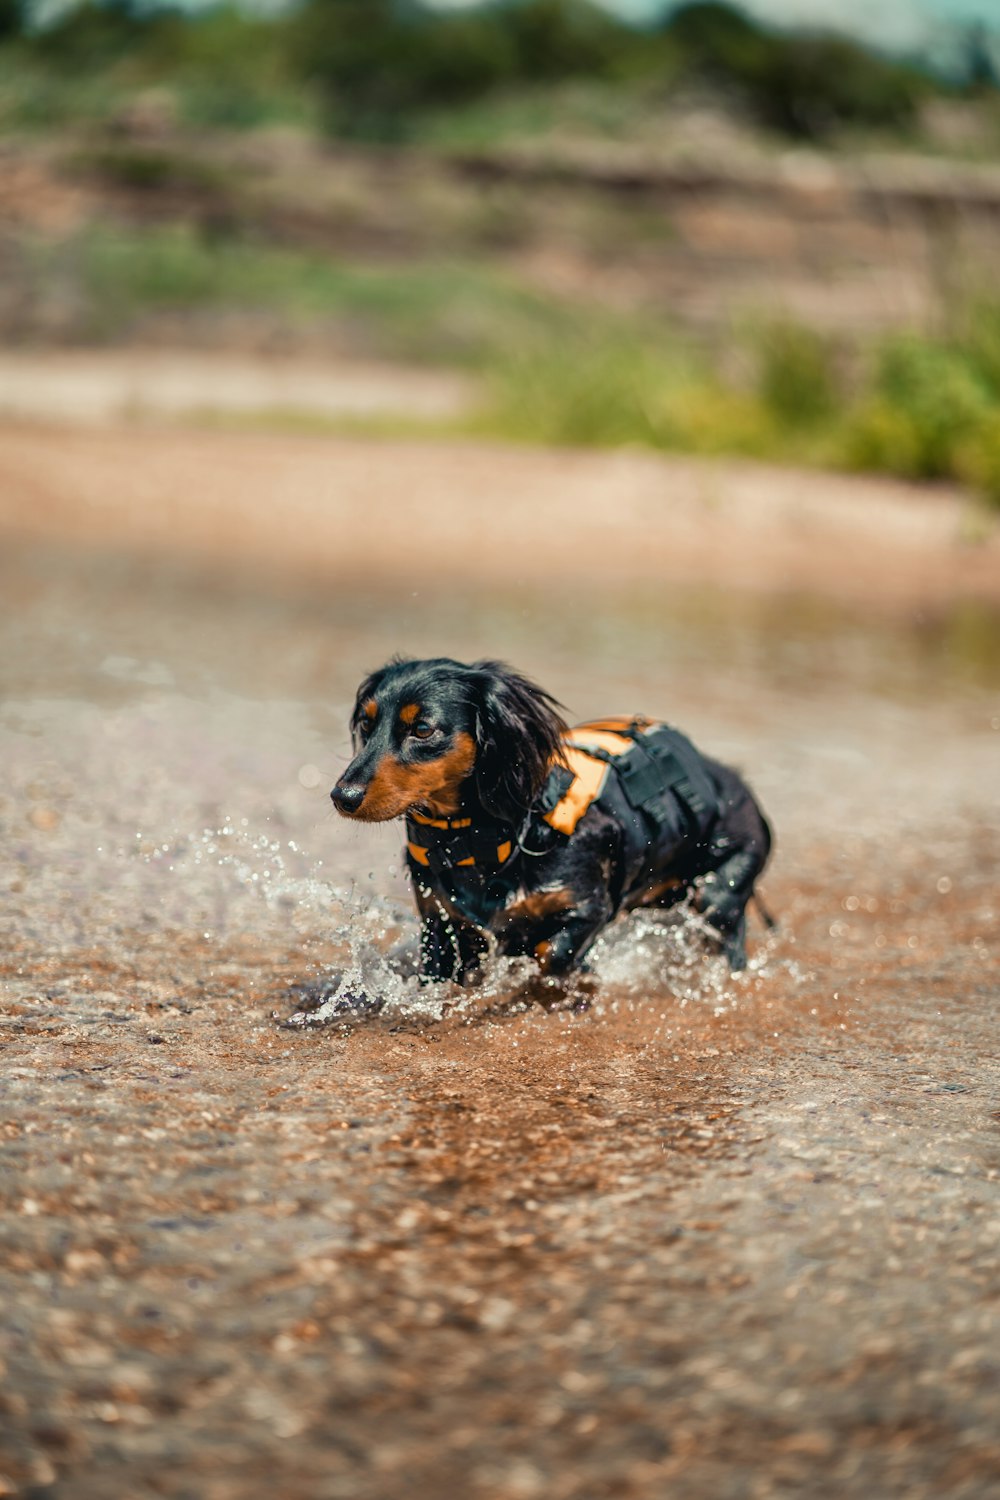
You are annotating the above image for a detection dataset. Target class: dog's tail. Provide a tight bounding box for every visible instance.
[752,891,778,931]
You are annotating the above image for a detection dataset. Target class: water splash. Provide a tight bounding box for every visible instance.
[281,894,782,1031]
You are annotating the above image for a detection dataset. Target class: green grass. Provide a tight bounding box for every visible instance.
[29,224,586,365]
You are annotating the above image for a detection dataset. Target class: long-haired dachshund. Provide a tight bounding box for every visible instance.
[331,657,772,987]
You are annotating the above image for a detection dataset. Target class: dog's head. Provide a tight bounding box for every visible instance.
[330,657,567,824]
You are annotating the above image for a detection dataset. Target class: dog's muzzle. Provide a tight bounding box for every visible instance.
[331,781,366,815]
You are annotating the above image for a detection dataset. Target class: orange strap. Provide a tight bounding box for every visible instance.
[542,717,657,837]
[409,811,472,829]
[542,746,611,836]
[407,839,513,868]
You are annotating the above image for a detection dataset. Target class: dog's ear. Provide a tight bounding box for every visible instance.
[470,661,568,822]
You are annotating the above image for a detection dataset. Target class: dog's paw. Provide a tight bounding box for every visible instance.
[517,969,595,1013]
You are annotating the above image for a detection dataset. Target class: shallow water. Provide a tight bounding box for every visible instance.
[1,539,999,1499]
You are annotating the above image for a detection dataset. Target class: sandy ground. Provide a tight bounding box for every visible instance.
[0,353,472,426]
[0,419,997,615]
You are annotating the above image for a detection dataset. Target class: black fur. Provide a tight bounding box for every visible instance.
[331,656,773,986]
[469,660,568,822]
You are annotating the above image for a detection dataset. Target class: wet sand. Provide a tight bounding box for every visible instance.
[1,420,998,613]
[1,427,999,1499]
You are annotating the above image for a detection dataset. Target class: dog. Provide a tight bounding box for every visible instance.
[331,657,772,987]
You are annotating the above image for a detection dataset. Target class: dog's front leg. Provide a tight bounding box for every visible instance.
[535,895,612,976]
[413,879,487,984]
[497,885,612,978]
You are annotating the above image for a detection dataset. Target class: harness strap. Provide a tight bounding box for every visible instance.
[410,810,473,831]
[406,814,516,875]
[541,719,718,839]
[541,747,611,837]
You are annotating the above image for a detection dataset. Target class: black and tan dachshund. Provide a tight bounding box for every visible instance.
[331,657,772,987]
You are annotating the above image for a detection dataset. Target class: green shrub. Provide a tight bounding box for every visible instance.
[957,416,1000,506]
[748,33,924,139]
[953,297,1000,392]
[756,322,839,426]
[0,0,24,41]
[5,3,308,132]
[845,333,993,480]
[501,0,630,84]
[484,339,677,447]
[662,1,925,140]
[290,0,633,139]
[482,335,779,457]
[665,382,777,456]
[484,308,1000,507]
[28,0,148,70]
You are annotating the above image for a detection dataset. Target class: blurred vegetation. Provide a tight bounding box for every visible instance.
[1,1,999,505]
[483,307,1000,506]
[0,0,984,142]
[661,2,925,140]
[11,223,588,360]
[289,0,641,139]
[11,219,997,505]
[0,2,313,128]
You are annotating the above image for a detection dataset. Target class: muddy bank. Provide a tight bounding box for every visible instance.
[1,421,997,614]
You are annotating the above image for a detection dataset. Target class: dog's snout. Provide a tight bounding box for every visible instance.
[331,781,366,815]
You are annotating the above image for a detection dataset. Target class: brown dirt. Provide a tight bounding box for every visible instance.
[1,419,997,615]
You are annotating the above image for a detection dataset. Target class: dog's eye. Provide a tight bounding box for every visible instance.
[410,722,435,739]
[357,719,373,740]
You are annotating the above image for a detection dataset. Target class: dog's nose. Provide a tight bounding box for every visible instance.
[331,781,366,814]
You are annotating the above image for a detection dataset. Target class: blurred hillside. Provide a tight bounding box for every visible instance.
[2,0,1000,503]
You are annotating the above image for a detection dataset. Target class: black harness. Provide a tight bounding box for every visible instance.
[405,809,521,878]
[566,720,717,842]
[405,720,721,925]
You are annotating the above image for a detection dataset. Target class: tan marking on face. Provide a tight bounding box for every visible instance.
[362,698,378,721]
[419,731,477,817]
[341,731,476,822]
[534,939,553,971]
[399,703,421,726]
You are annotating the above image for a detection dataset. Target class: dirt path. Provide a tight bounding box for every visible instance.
[0,352,472,425]
[1,420,997,614]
